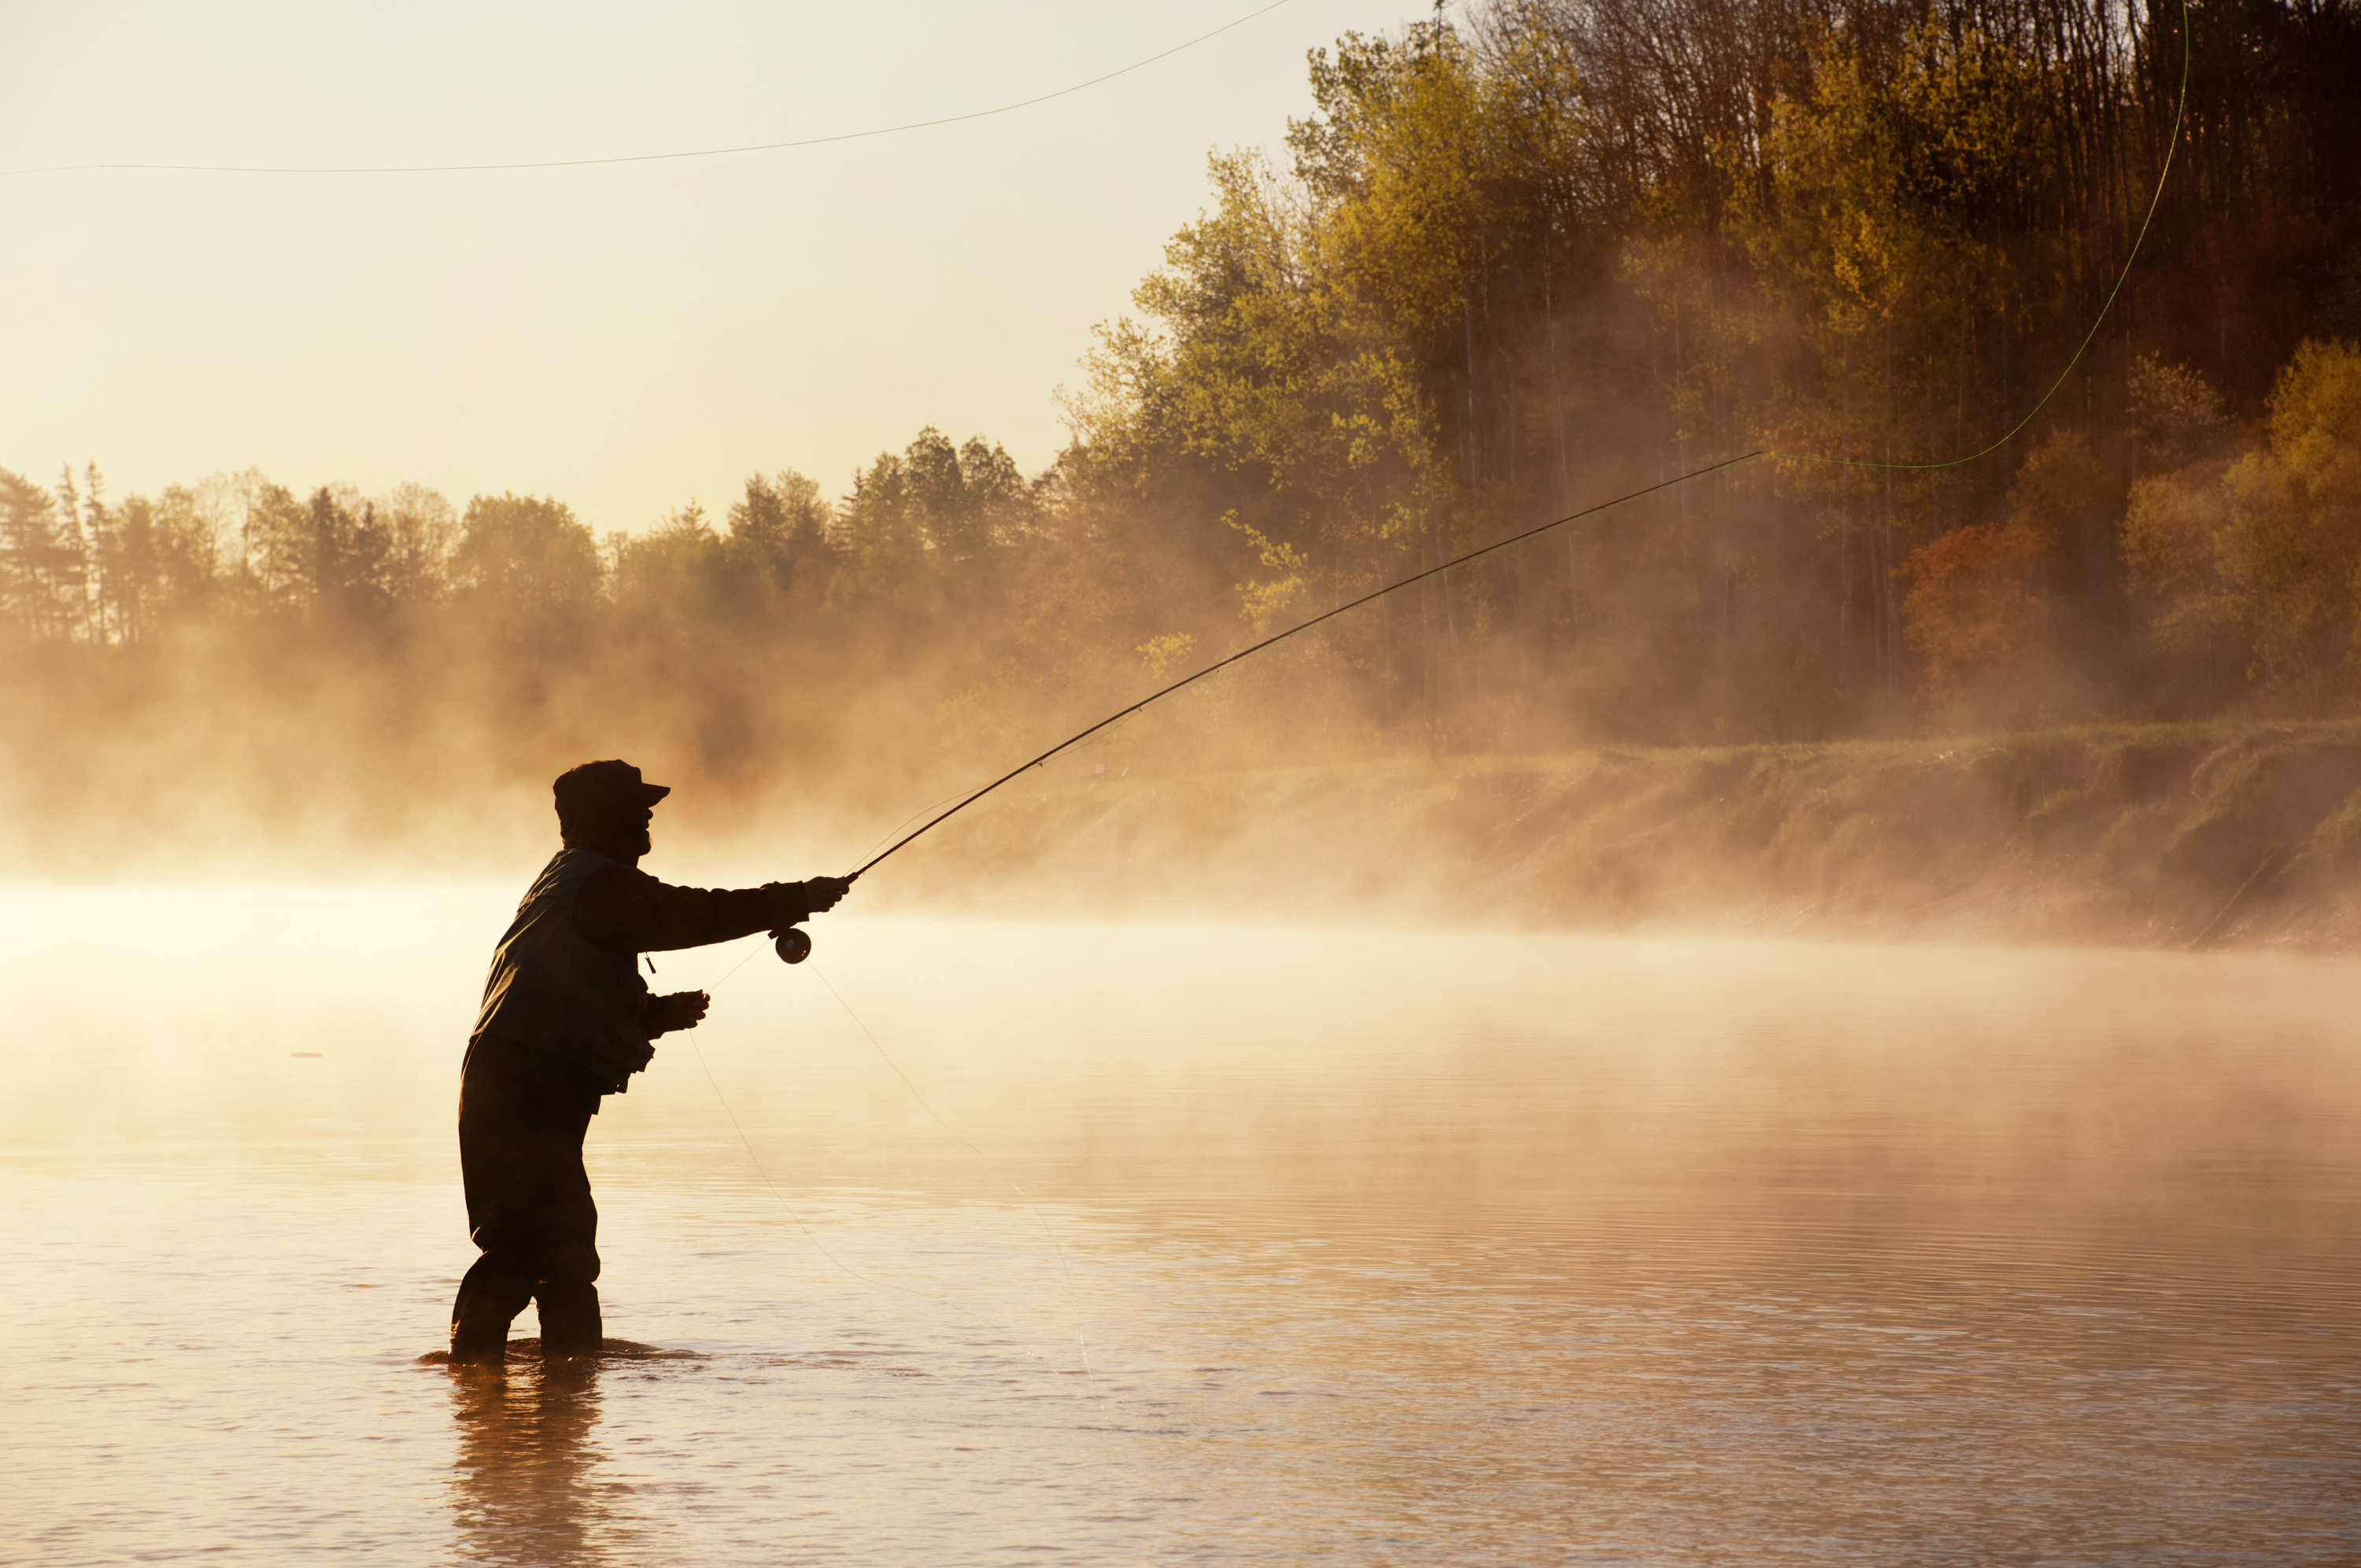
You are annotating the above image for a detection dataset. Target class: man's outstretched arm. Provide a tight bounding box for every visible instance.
[574,865,850,955]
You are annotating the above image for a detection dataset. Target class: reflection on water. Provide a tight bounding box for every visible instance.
[448,1358,611,1566]
[2,886,2356,1563]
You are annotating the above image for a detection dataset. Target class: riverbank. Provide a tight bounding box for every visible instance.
[876,719,2361,950]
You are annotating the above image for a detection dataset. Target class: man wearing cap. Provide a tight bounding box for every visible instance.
[449,758,850,1365]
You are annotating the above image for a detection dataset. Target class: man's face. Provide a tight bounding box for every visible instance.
[563,800,655,858]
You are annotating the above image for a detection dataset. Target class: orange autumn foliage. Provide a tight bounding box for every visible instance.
[1898,519,2054,701]
[1899,431,2118,703]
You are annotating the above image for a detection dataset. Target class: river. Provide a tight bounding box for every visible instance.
[4,885,2354,1564]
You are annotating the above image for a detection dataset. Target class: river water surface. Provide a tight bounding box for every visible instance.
[3,886,2355,1564]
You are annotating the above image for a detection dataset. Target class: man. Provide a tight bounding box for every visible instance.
[449,758,849,1365]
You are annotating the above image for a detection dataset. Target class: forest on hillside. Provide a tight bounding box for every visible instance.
[5,0,2359,865]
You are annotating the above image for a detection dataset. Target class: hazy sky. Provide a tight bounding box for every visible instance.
[2,0,1419,532]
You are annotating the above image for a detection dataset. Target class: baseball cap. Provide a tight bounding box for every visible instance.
[552,759,671,820]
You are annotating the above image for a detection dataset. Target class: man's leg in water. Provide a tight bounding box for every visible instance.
[452,1038,603,1363]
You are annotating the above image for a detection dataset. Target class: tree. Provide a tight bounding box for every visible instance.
[1897,433,2110,701]
[838,428,1034,603]
[1897,514,2053,701]
[2128,352,2227,477]
[242,481,313,611]
[2123,338,2361,702]
[0,467,83,641]
[308,486,394,623]
[2215,338,2361,695]
[726,470,834,603]
[378,482,457,607]
[450,493,603,640]
[1742,21,2060,698]
[98,491,214,642]
[611,500,724,629]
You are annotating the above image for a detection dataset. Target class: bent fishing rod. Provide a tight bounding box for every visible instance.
[766,449,1761,964]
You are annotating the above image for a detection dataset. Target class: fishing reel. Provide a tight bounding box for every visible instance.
[770,872,856,966]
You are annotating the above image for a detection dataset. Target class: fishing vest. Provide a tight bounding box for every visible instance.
[471,847,653,1095]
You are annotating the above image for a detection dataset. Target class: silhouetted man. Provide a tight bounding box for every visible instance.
[449,759,848,1365]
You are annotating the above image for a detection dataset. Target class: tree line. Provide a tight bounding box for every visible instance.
[1061,0,2361,734]
[5,0,2359,861]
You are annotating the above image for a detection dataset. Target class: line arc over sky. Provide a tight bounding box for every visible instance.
[2,0,1300,178]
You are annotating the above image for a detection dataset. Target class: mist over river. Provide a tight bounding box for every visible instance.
[4,886,2355,1564]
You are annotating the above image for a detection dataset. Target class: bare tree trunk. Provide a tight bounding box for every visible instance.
[1543,243,1578,659]
[1883,318,1900,702]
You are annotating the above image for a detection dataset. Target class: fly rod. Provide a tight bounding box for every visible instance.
[812,0,2198,887]
[762,448,1762,965]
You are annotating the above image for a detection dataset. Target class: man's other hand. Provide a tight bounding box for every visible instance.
[645,990,711,1035]
[803,876,852,913]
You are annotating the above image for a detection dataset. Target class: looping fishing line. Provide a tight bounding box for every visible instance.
[815,0,2197,865]
[684,1028,958,1306]
[681,0,2179,1409]
[808,964,1099,1393]
[690,942,1100,1392]
[844,0,2193,884]
[847,450,1767,876]
[1771,0,2189,473]
[2,0,1299,178]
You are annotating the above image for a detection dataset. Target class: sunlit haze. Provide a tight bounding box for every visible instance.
[2,0,1413,529]
[6,1,2360,1557]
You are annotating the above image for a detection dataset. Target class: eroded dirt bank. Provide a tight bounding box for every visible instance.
[877,721,2361,949]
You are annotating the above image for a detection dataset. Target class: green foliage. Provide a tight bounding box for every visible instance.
[840,427,1033,601]
[1136,632,1198,679]
[726,470,831,604]
[6,0,2359,837]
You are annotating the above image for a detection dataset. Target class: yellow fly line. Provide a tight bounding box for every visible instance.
[1770,0,2193,472]
[0,0,1302,178]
